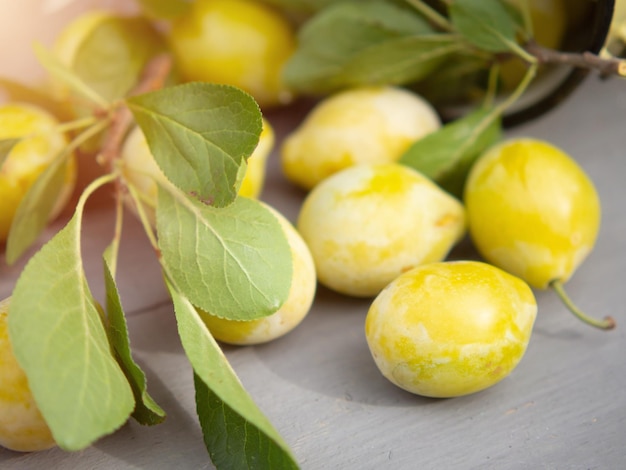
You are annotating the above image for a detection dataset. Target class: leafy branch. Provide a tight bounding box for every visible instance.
[281,0,625,202]
[5,12,297,466]
[9,173,135,451]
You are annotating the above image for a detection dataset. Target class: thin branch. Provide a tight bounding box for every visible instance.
[526,41,626,78]
[127,183,160,254]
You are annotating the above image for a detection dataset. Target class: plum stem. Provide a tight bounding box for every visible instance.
[550,279,616,330]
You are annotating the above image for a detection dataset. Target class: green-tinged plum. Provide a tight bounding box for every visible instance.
[51,9,170,109]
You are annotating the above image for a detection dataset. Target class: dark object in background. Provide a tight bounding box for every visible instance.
[502,0,615,127]
[432,0,615,128]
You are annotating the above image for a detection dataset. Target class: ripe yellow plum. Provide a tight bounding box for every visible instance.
[281,86,441,190]
[297,163,466,298]
[464,138,599,289]
[0,298,56,452]
[168,0,297,108]
[365,261,537,398]
[198,205,316,345]
[0,102,76,243]
[464,138,613,330]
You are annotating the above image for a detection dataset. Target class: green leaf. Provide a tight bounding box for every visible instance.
[333,34,461,87]
[0,138,19,168]
[127,83,262,207]
[261,0,341,14]
[448,0,519,53]
[33,42,109,109]
[137,0,192,19]
[5,117,111,264]
[103,245,166,426]
[167,283,299,469]
[71,15,168,105]
[283,0,445,94]
[194,374,299,470]
[9,194,135,451]
[501,1,525,30]
[411,52,491,106]
[399,107,502,198]
[157,189,292,321]
[5,151,71,265]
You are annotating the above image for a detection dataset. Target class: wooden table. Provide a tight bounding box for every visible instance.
[1,74,625,469]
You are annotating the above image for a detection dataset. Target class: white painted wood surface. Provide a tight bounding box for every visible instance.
[1,75,625,469]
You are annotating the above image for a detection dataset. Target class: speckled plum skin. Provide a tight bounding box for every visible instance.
[365,261,537,398]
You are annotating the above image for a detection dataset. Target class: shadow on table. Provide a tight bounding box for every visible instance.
[92,361,213,469]
[251,284,444,408]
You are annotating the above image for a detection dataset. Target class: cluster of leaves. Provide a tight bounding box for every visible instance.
[1,4,298,469]
[281,0,532,93]
[1,0,610,468]
[277,0,550,198]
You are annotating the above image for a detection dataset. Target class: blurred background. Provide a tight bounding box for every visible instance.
[0,0,136,92]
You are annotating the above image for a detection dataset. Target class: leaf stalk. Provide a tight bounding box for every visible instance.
[126,183,159,253]
[75,172,118,217]
[107,188,125,277]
